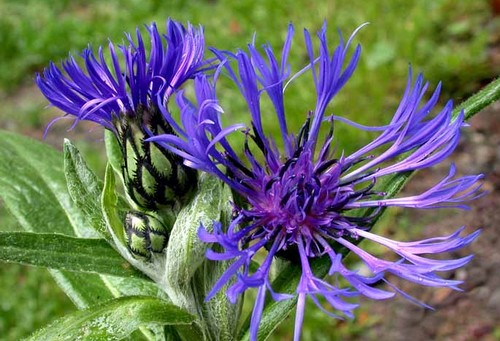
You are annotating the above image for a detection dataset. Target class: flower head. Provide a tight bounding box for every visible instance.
[151,23,483,340]
[37,19,205,131]
[37,19,205,212]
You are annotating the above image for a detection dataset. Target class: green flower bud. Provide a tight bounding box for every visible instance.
[116,104,197,211]
[125,211,169,260]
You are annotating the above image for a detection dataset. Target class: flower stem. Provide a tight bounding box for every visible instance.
[455,77,500,120]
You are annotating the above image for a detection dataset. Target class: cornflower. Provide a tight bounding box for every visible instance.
[36,19,205,212]
[150,22,483,340]
[37,19,205,132]
[36,19,209,259]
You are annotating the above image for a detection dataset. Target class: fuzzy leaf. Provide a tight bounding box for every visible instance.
[105,129,124,177]
[101,164,127,245]
[0,131,93,238]
[101,164,170,288]
[192,183,242,341]
[0,131,163,339]
[162,173,242,340]
[0,131,112,308]
[64,139,111,240]
[164,173,226,313]
[26,296,195,341]
[0,232,147,279]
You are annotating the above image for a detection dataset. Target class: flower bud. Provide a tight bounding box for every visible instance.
[117,104,197,211]
[125,210,169,260]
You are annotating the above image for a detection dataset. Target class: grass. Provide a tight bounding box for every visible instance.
[0,0,497,340]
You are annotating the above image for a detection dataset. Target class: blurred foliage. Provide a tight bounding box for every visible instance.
[0,0,496,153]
[0,0,497,340]
[0,215,74,341]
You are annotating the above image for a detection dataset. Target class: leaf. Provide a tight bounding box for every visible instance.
[194,259,242,341]
[164,173,226,314]
[101,276,161,298]
[0,131,113,308]
[192,183,242,341]
[64,139,111,240]
[26,296,195,341]
[0,131,163,340]
[48,271,161,341]
[101,164,127,245]
[49,270,116,309]
[0,131,93,238]
[105,129,124,178]
[100,164,167,286]
[160,173,242,340]
[0,232,147,279]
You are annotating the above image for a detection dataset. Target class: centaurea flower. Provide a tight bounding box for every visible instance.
[36,19,205,214]
[37,19,205,132]
[150,23,483,340]
[37,19,210,260]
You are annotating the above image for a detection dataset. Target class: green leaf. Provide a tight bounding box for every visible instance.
[237,75,500,341]
[105,129,124,178]
[101,164,168,287]
[192,184,242,341]
[194,259,242,341]
[162,173,241,340]
[102,163,127,245]
[0,131,165,340]
[0,232,147,279]
[64,139,111,240]
[26,296,195,341]
[49,270,116,309]
[0,131,93,238]
[164,173,226,313]
[100,276,161,298]
[0,131,114,308]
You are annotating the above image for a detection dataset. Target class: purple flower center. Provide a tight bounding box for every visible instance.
[235,119,377,261]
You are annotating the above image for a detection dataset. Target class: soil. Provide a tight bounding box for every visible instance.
[365,101,500,341]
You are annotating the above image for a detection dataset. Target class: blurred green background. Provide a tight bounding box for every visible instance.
[0,0,498,340]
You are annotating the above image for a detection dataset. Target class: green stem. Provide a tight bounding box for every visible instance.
[456,77,500,120]
[239,77,500,341]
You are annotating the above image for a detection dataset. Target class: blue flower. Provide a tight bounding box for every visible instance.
[150,23,483,340]
[36,19,206,132]
[37,19,205,212]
